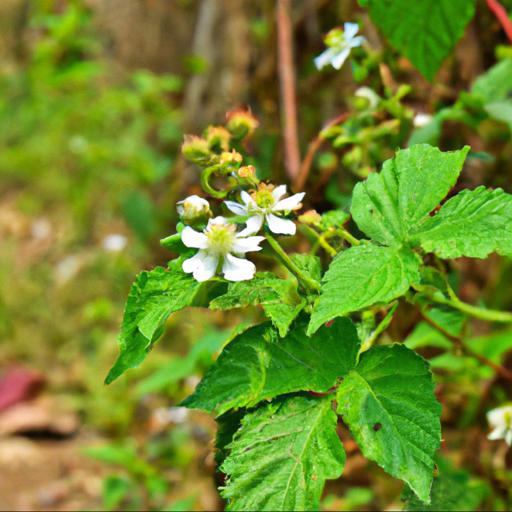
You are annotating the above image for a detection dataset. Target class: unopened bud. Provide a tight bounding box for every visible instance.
[219,150,243,165]
[176,195,212,224]
[237,165,256,179]
[205,126,231,152]
[226,108,259,140]
[299,209,322,226]
[182,135,211,165]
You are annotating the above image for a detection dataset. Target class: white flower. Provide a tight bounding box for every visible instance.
[315,23,365,71]
[224,184,304,236]
[181,216,264,282]
[487,404,512,446]
[177,195,211,223]
[102,233,127,253]
[413,112,433,128]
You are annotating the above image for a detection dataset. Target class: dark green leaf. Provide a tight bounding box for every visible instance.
[221,396,345,511]
[183,318,360,416]
[337,344,441,502]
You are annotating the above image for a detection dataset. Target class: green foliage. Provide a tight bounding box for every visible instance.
[351,144,469,246]
[106,260,205,384]
[183,318,360,416]
[402,457,489,511]
[221,396,345,511]
[414,186,512,259]
[360,0,476,80]
[337,345,441,502]
[210,272,305,336]
[308,245,420,334]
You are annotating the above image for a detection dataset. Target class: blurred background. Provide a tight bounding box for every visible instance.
[1,0,512,510]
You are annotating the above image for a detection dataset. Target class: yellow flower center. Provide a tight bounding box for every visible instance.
[251,184,276,210]
[207,223,236,255]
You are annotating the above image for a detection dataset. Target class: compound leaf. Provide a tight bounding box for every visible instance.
[337,344,441,502]
[414,186,512,259]
[221,395,345,511]
[351,144,469,246]
[183,318,360,416]
[308,244,420,335]
[106,260,203,384]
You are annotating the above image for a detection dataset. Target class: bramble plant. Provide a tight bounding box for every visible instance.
[105,8,512,512]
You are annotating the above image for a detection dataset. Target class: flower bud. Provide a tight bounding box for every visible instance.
[219,150,243,165]
[299,209,322,226]
[237,165,256,179]
[181,135,211,165]
[205,126,231,152]
[226,108,259,140]
[177,195,212,224]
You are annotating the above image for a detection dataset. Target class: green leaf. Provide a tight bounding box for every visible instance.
[106,260,204,384]
[337,344,441,502]
[402,457,489,511]
[209,272,305,336]
[183,318,360,416]
[290,253,322,282]
[221,395,345,511]
[351,145,469,246]
[471,59,512,104]
[414,186,512,259]
[308,245,420,335]
[361,0,476,80]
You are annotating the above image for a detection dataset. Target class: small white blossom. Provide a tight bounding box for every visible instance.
[177,195,211,222]
[224,184,304,236]
[487,404,512,446]
[315,23,365,71]
[102,233,127,253]
[181,216,264,282]
[413,112,433,127]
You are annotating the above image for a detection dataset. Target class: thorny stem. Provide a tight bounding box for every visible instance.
[421,310,512,382]
[265,233,321,294]
[301,225,337,257]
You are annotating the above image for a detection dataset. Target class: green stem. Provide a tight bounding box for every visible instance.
[361,302,398,352]
[336,228,360,246]
[200,166,228,198]
[266,233,320,293]
[416,285,512,323]
[301,225,337,257]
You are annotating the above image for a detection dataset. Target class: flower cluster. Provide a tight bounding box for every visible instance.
[176,184,304,282]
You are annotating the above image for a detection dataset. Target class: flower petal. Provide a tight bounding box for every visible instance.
[240,191,256,207]
[314,48,336,70]
[273,192,305,211]
[331,47,351,70]
[232,235,265,254]
[272,184,287,201]
[239,215,264,236]
[182,250,218,282]
[266,213,296,235]
[344,22,359,40]
[181,226,208,249]
[349,35,365,48]
[222,253,256,281]
[224,200,248,216]
[488,426,507,440]
[506,429,512,446]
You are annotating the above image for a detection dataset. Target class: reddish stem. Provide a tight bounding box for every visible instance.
[487,0,512,42]
[277,0,301,182]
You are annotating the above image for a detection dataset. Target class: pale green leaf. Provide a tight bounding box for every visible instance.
[221,396,345,511]
[183,318,360,416]
[361,0,476,80]
[337,344,441,502]
[471,59,512,104]
[414,186,512,259]
[351,144,469,246]
[308,245,421,335]
[291,253,322,282]
[209,272,305,336]
[106,260,203,384]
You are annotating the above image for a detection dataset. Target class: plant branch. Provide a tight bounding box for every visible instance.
[294,112,349,191]
[361,302,398,352]
[486,0,512,43]
[301,225,337,257]
[421,311,512,382]
[277,0,301,182]
[265,233,321,293]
